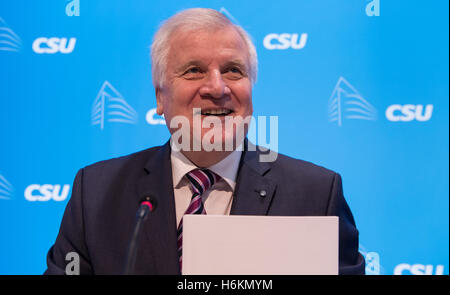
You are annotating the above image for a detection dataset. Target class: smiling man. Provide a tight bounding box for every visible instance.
[153,12,255,166]
[44,8,365,275]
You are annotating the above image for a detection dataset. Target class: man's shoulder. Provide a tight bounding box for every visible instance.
[82,145,164,174]
[247,141,336,179]
[273,152,336,176]
[253,147,338,184]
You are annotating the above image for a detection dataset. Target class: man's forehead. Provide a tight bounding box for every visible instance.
[167,27,249,66]
[170,25,243,43]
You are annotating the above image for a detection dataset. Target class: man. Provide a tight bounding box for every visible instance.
[44,8,365,275]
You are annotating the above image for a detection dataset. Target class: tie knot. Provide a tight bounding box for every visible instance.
[186,169,220,196]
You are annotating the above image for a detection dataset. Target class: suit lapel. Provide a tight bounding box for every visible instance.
[135,141,179,274]
[132,140,277,273]
[231,140,277,216]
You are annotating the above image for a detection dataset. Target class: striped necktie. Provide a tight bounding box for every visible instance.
[177,168,220,272]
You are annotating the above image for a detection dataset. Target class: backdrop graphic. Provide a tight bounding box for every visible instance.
[0,0,448,275]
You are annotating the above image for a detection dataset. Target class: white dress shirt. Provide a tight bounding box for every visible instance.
[170,141,243,228]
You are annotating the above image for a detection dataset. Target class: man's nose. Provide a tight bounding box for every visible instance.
[199,70,231,99]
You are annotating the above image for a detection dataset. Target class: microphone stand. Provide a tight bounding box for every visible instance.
[123,198,154,275]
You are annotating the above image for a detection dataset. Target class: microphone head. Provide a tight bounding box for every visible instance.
[140,196,157,212]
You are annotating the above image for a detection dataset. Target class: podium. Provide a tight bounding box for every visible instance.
[182,215,338,275]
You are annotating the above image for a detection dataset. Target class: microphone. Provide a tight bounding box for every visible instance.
[123,196,157,275]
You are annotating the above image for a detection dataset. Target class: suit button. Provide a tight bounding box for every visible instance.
[259,190,267,197]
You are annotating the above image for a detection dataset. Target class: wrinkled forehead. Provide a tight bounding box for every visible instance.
[167,26,250,68]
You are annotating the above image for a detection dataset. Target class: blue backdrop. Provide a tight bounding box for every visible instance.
[0,0,448,275]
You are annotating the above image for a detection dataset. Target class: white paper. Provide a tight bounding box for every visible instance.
[182,215,339,275]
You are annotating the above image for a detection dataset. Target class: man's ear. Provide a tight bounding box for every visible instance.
[155,87,164,115]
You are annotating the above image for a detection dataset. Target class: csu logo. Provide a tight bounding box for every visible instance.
[24,184,70,201]
[263,33,308,50]
[328,76,377,126]
[394,264,445,275]
[32,37,76,54]
[92,81,138,130]
[146,108,166,125]
[0,173,14,200]
[0,17,22,52]
[385,104,433,122]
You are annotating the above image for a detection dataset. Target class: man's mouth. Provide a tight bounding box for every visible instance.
[200,108,234,116]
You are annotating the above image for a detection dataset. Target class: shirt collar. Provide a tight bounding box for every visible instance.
[170,140,243,191]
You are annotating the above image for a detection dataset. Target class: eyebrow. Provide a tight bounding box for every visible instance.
[224,60,247,70]
[175,60,203,74]
[175,59,248,73]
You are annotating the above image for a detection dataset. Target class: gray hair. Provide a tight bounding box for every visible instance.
[150,8,258,89]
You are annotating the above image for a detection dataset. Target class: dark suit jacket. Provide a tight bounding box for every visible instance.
[44,140,365,275]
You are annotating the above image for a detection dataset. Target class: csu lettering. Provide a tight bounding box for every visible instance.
[263,33,308,50]
[394,264,444,275]
[385,104,433,122]
[32,37,76,54]
[24,184,70,201]
[146,108,166,125]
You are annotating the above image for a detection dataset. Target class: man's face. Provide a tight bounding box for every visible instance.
[156,26,253,151]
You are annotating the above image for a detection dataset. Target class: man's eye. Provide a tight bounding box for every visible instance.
[223,67,245,79]
[186,68,200,73]
[228,67,242,74]
[181,67,204,79]
[185,67,201,74]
